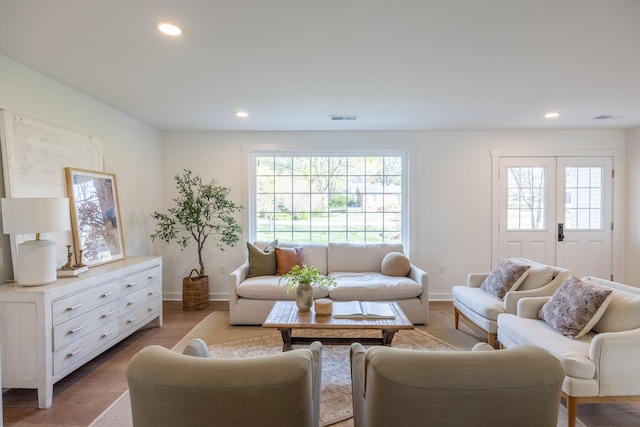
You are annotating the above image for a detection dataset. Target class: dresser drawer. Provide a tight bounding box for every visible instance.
[120,282,162,315]
[52,300,119,351]
[53,319,119,375]
[120,266,161,297]
[119,299,162,335]
[52,281,119,326]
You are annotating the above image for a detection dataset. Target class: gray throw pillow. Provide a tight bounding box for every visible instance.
[480,258,531,300]
[247,239,278,278]
[538,276,613,339]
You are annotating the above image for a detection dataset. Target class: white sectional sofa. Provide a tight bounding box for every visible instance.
[229,242,428,325]
[497,276,640,427]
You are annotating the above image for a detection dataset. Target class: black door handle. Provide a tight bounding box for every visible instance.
[558,223,564,242]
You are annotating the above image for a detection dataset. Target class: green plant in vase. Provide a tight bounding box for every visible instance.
[279,264,337,311]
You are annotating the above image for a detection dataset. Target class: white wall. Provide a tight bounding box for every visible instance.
[0,54,163,284]
[161,130,626,300]
[625,127,640,285]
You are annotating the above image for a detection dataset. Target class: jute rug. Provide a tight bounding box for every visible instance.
[90,326,585,427]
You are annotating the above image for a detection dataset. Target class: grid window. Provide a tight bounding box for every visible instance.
[253,154,404,244]
[506,166,546,230]
[564,166,603,230]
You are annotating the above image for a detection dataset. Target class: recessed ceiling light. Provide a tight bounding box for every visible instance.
[157,22,182,36]
[236,111,249,118]
[544,112,560,118]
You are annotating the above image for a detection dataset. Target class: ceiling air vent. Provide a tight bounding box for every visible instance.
[593,114,626,120]
[331,115,358,121]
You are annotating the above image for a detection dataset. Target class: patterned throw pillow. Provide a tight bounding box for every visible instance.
[275,247,304,275]
[246,240,278,278]
[538,276,613,339]
[480,259,531,300]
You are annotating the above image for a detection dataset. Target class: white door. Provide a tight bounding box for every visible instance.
[497,156,613,279]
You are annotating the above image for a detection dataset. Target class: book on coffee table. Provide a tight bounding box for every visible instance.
[333,301,396,319]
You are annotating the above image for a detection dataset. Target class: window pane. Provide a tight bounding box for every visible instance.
[564,166,603,230]
[506,166,546,230]
[253,154,405,244]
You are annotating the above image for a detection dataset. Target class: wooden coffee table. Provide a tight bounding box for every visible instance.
[263,301,414,351]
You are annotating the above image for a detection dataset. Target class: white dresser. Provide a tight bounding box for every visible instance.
[0,256,162,408]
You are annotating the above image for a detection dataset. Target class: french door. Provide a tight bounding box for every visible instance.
[496,156,613,279]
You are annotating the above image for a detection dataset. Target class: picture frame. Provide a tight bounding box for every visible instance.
[65,167,125,266]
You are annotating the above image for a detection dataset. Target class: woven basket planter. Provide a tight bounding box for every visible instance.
[182,269,209,311]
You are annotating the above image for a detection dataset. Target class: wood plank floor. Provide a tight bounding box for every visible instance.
[2,301,639,426]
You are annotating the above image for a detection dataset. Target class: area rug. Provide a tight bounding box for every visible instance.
[90,327,585,427]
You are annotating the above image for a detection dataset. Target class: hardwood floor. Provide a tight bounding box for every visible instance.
[2,300,639,426]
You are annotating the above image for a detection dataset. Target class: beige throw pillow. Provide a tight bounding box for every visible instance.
[538,276,613,339]
[381,252,411,277]
[480,259,531,300]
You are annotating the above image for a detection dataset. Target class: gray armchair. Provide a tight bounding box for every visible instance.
[350,343,564,427]
[127,340,322,427]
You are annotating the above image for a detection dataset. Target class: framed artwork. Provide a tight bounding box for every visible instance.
[65,168,125,266]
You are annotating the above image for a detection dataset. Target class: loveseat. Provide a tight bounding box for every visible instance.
[497,276,640,427]
[229,242,428,325]
[452,258,572,346]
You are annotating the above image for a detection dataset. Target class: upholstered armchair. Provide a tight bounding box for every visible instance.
[127,340,322,427]
[452,258,572,346]
[349,342,564,427]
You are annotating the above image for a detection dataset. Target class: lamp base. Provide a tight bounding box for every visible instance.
[17,239,57,286]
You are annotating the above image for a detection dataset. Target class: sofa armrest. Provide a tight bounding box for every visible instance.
[516,296,550,318]
[350,343,367,427]
[409,263,428,302]
[467,273,489,288]
[590,328,640,396]
[308,341,323,427]
[229,261,249,303]
[503,270,571,314]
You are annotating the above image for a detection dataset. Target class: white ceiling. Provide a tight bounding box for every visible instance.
[1,0,639,132]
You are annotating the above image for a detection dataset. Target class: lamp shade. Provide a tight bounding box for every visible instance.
[1,198,71,234]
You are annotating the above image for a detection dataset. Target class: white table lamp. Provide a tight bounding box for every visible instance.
[1,198,71,286]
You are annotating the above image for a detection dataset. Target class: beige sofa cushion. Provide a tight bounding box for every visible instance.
[497,313,595,379]
[237,275,329,300]
[585,279,640,333]
[517,262,555,291]
[327,243,404,273]
[328,272,421,300]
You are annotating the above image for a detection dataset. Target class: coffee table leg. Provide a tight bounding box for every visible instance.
[279,328,292,351]
[382,330,398,346]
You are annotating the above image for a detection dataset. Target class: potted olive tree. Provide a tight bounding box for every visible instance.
[151,169,244,309]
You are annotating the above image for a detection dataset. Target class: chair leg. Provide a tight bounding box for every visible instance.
[564,395,577,427]
[488,332,496,347]
[454,308,460,330]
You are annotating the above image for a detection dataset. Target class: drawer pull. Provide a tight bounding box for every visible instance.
[127,316,138,324]
[127,299,139,306]
[101,291,115,297]
[126,282,138,288]
[69,325,84,334]
[147,274,158,279]
[149,305,157,311]
[68,347,83,357]
[148,290,158,295]
[67,303,83,311]
[102,329,114,338]
[102,310,115,318]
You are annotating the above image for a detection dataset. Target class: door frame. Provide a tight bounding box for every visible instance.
[490,149,624,281]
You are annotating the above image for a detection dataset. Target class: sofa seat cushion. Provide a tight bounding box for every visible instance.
[328,272,421,301]
[498,314,595,379]
[452,287,504,321]
[236,275,330,300]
